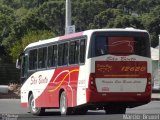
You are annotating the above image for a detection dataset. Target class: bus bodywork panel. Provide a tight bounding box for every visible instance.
[21,66,80,108]
[85,29,152,108]
[20,28,152,110]
[85,55,152,108]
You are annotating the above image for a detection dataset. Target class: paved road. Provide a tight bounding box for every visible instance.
[0,99,160,120]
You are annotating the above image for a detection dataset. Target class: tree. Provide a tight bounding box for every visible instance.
[1,0,46,9]
[72,1,106,31]
[1,0,160,63]
[38,1,65,35]
[89,8,122,29]
[142,5,160,47]
[107,15,144,29]
[2,9,50,50]
[10,30,54,61]
[0,4,15,42]
[0,4,15,63]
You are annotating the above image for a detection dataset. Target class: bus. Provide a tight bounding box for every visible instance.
[16,28,152,115]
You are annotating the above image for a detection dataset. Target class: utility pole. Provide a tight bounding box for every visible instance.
[65,0,71,34]
[158,34,160,49]
[65,0,75,35]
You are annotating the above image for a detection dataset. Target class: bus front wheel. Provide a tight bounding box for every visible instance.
[28,94,45,115]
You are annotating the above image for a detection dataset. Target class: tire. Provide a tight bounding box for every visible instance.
[60,91,73,115]
[73,108,88,115]
[105,107,126,114]
[28,94,45,115]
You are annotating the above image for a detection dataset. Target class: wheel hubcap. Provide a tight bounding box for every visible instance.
[61,94,66,114]
[31,99,38,112]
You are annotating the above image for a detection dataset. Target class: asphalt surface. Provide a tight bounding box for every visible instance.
[0,99,160,120]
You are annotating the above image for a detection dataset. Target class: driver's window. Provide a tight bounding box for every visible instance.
[21,55,28,79]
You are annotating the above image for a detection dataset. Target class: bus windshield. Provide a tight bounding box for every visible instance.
[92,32,150,57]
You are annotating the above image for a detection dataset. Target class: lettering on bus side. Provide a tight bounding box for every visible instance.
[38,75,48,84]
[78,80,85,85]
[97,64,112,72]
[102,87,109,92]
[121,66,146,72]
[30,76,37,85]
[106,56,136,61]
[30,75,48,85]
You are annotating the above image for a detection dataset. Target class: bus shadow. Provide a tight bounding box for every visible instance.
[39,111,105,116]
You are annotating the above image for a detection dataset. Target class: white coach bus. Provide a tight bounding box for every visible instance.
[16,28,152,115]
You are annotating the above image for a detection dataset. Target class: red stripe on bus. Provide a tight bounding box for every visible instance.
[59,32,83,40]
[86,89,151,103]
[21,102,28,108]
[35,66,80,108]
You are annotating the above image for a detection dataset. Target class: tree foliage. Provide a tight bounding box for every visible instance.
[0,0,160,63]
[10,30,54,61]
[38,1,65,35]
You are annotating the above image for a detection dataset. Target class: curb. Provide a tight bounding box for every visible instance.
[151,93,160,101]
[0,85,8,94]
[0,93,20,99]
[151,98,160,101]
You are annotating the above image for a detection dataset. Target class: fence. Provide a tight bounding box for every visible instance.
[0,64,20,85]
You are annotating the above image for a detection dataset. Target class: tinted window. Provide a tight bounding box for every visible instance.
[21,55,28,77]
[29,49,37,70]
[58,43,68,66]
[134,37,148,56]
[38,47,47,69]
[95,36,107,56]
[63,43,68,65]
[93,34,149,57]
[48,45,57,67]
[69,40,79,64]
[80,39,86,63]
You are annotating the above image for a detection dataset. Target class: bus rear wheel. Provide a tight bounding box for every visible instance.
[60,91,72,115]
[28,94,45,115]
[73,108,88,115]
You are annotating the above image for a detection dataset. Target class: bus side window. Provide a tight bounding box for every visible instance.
[48,45,57,67]
[69,40,79,65]
[80,39,86,64]
[21,55,28,78]
[38,47,47,69]
[29,49,37,70]
[63,43,68,65]
[58,44,63,66]
[95,36,107,56]
[20,54,28,83]
[58,42,68,66]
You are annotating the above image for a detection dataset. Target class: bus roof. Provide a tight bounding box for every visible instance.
[24,28,148,51]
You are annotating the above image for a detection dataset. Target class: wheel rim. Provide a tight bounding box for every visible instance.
[60,93,66,114]
[30,98,39,113]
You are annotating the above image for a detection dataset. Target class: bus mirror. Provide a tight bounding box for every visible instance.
[16,59,21,69]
